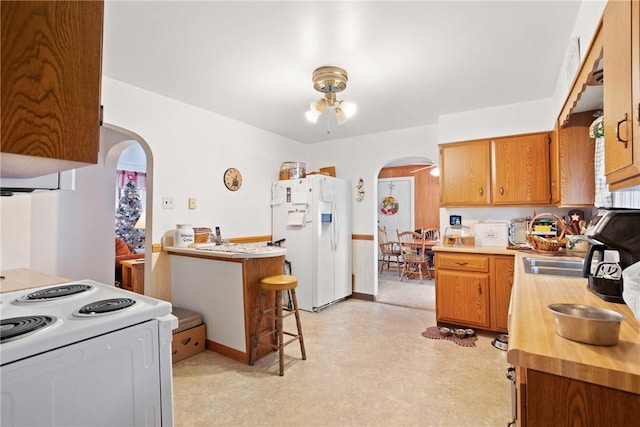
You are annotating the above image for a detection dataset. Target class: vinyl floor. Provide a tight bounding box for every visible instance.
[172,294,511,427]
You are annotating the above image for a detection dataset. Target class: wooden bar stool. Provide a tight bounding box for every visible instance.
[249,274,306,376]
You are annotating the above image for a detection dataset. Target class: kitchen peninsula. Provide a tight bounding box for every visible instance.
[508,251,640,426]
[165,243,287,364]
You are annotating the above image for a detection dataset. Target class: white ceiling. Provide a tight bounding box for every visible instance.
[103,0,583,144]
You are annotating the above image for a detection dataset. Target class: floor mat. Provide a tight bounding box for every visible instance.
[421,326,478,347]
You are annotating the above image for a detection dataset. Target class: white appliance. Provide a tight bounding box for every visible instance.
[271,175,352,311]
[0,280,177,426]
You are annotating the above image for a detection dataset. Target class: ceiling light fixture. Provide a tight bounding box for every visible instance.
[305,66,357,125]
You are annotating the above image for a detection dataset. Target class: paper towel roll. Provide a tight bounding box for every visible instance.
[622,261,640,321]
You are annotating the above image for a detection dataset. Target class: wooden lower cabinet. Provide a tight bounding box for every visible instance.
[435,252,514,332]
[516,368,640,427]
[493,256,514,331]
[436,269,490,328]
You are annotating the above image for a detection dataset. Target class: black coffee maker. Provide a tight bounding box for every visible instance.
[582,209,640,303]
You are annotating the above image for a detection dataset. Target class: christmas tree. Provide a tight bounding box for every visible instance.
[115,181,145,250]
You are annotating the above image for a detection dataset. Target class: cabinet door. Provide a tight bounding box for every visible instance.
[491,133,550,205]
[493,256,514,332]
[555,112,596,206]
[604,0,640,190]
[603,0,634,178]
[550,125,560,205]
[436,269,490,329]
[439,140,491,206]
[1,1,103,172]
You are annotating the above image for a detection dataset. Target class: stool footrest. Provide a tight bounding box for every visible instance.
[261,310,296,321]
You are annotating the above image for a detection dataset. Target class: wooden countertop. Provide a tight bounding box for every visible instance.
[507,251,640,394]
[0,268,70,293]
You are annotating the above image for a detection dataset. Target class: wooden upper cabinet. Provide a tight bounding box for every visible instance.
[439,140,491,206]
[603,0,640,189]
[491,132,551,205]
[1,1,103,178]
[550,125,560,204]
[552,112,596,207]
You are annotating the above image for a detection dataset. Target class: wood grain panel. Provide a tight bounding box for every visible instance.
[491,133,550,205]
[378,165,440,230]
[556,111,596,206]
[603,0,633,175]
[526,369,640,426]
[435,269,490,328]
[435,253,490,273]
[439,140,491,206]
[493,256,514,331]
[241,256,285,363]
[1,1,102,164]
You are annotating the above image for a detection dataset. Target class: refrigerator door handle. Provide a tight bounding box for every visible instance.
[331,201,338,252]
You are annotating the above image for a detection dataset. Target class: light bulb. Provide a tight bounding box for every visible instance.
[340,101,357,118]
[334,107,348,125]
[310,99,326,115]
[305,110,319,123]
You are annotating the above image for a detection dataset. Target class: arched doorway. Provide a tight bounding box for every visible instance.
[374,156,440,310]
[103,124,153,295]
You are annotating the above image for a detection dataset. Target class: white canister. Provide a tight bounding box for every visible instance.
[174,224,194,247]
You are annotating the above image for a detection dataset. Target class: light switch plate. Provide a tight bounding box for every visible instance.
[188,197,196,209]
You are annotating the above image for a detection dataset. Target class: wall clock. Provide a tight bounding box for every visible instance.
[223,167,242,191]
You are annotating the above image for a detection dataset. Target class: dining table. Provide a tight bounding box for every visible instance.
[403,239,439,250]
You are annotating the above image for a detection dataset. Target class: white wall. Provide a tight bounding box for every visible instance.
[0,1,616,299]
[1,195,33,270]
[0,78,306,289]
[550,0,608,115]
[101,78,305,243]
[0,128,131,283]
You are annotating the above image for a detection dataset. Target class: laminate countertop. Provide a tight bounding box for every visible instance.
[164,243,286,259]
[0,268,70,293]
[507,251,640,394]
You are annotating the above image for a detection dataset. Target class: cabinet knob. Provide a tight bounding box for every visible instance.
[479,186,484,196]
[477,283,481,294]
[499,186,504,195]
[616,113,629,148]
[456,261,468,266]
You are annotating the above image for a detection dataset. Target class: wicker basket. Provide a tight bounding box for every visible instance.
[193,227,211,244]
[527,213,568,253]
[279,161,306,180]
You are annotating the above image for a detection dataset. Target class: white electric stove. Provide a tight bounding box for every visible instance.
[0,280,177,426]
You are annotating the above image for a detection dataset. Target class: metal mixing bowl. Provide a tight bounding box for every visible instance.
[547,303,626,346]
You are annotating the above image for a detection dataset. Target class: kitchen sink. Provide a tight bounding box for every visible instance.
[522,257,585,278]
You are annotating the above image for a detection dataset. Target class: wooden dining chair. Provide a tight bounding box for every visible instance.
[378,226,402,276]
[397,230,430,283]
[420,228,439,277]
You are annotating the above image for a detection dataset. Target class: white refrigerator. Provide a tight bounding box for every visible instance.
[271,175,352,311]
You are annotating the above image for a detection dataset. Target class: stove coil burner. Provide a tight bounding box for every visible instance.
[19,284,93,302]
[1,316,57,343]
[75,298,136,317]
